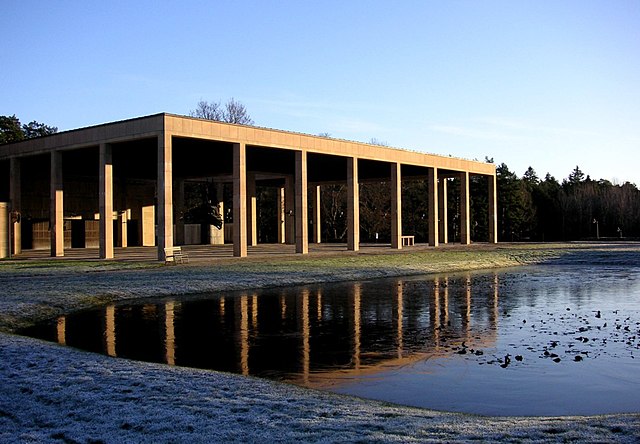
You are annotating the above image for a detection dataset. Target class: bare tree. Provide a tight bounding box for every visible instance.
[190,98,254,125]
[222,98,254,125]
[190,100,223,120]
[369,138,389,146]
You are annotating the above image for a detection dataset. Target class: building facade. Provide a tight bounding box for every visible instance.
[0,113,497,260]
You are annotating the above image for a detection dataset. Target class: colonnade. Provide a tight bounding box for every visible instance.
[3,120,498,261]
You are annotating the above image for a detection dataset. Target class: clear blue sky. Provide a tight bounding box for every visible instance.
[3,1,639,185]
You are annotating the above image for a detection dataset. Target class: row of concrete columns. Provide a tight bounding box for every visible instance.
[8,135,497,260]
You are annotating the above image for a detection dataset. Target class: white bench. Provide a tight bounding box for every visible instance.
[164,246,189,265]
[401,235,415,246]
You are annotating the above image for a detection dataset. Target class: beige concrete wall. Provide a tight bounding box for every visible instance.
[164,114,495,175]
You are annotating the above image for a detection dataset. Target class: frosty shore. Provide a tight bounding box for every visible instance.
[1,243,640,442]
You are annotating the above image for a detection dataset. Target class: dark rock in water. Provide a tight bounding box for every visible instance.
[595,311,601,319]
[574,355,583,362]
[553,357,562,363]
[515,355,523,362]
[457,349,467,355]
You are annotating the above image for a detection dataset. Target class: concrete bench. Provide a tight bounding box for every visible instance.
[164,246,189,265]
[401,235,415,246]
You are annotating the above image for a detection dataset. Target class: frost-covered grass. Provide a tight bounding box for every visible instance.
[1,242,640,442]
[2,333,639,443]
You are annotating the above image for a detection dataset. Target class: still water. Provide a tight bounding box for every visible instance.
[22,265,640,416]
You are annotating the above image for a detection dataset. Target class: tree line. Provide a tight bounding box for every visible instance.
[3,105,638,242]
[496,162,639,241]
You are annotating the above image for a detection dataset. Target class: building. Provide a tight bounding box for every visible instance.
[0,113,497,260]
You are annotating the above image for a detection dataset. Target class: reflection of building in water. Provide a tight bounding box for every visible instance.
[105,305,116,357]
[238,294,249,376]
[164,301,176,365]
[352,283,361,371]
[50,275,500,388]
[56,316,66,345]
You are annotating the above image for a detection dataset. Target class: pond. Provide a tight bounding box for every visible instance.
[21,265,640,416]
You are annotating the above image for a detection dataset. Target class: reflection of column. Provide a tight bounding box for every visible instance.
[105,305,116,357]
[316,289,323,322]
[488,174,498,243]
[491,273,499,329]
[295,151,309,254]
[301,288,310,384]
[428,167,439,247]
[433,278,440,350]
[219,296,226,317]
[443,277,449,326]
[312,185,321,244]
[56,316,66,345]
[352,283,361,370]
[50,151,64,257]
[438,178,448,244]
[239,294,249,375]
[233,143,248,257]
[390,163,402,250]
[347,157,360,251]
[465,274,472,339]
[164,301,175,365]
[277,187,286,244]
[99,143,114,259]
[395,281,404,358]
[460,171,470,244]
[280,294,287,320]
[252,294,259,330]
[9,158,21,255]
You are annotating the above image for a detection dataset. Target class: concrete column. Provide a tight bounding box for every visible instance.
[312,185,321,244]
[390,162,402,250]
[50,151,64,257]
[157,133,173,260]
[141,205,155,246]
[277,186,286,243]
[347,157,360,251]
[117,211,128,248]
[285,176,295,244]
[0,203,7,259]
[438,178,448,244]
[9,158,21,255]
[488,173,498,243]
[233,143,248,257]
[247,173,257,246]
[174,179,185,245]
[295,150,308,254]
[211,184,225,245]
[99,143,114,259]
[460,171,471,245]
[428,167,439,247]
